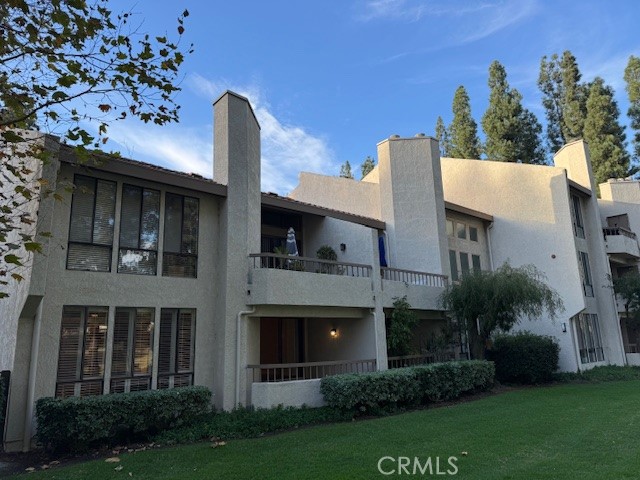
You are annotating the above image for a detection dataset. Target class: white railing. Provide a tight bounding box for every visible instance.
[247,359,377,383]
[381,267,448,287]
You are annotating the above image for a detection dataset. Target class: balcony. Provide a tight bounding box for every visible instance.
[603,227,640,263]
[381,267,448,310]
[247,253,374,308]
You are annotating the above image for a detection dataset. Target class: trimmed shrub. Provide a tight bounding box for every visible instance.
[488,332,559,384]
[321,360,495,414]
[155,405,352,445]
[36,386,211,452]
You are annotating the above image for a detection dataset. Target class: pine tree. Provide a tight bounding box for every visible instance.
[583,77,630,185]
[482,61,543,163]
[561,51,587,142]
[624,55,640,160]
[538,53,565,153]
[518,109,546,165]
[435,116,451,157]
[449,86,481,159]
[339,160,354,179]
[360,156,375,178]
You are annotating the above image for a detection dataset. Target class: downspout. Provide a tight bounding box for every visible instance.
[486,221,495,270]
[23,299,43,452]
[235,308,255,406]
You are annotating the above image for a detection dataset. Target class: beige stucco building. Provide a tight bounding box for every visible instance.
[0,92,630,452]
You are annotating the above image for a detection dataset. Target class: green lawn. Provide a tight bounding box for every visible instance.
[23,381,640,479]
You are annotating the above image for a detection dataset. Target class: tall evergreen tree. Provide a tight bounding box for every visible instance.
[518,109,546,165]
[361,156,376,178]
[583,77,630,185]
[560,51,587,142]
[624,55,640,160]
[435,116,451,157]
[482,61,543,163]
[339,160,354,179]
[538,53,565,153]
[449,86,481,159]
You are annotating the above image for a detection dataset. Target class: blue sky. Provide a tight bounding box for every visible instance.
[102,0,640,194]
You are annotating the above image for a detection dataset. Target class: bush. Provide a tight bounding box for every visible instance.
[36,386,211,452]
[488,332,559,384]
[155,405,352,445]
[320,360,495,414]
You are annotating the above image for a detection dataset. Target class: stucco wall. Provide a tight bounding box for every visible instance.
[306,316,377,362]
[251,379,325,409]
[441,157,586,371]
[303,216,376,267]
[290,172,381,220]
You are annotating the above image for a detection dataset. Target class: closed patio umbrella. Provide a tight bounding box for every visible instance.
[286,227,299,256]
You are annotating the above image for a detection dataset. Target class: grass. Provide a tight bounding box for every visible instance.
[22,381,640,479]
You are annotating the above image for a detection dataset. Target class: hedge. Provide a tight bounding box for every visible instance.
[488,332,559,384]
[320,360,494,414]
[36,386,211,452]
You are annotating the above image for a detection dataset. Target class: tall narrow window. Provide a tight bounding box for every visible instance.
[158,309,195,389]
[472,254,481,272]
[571,194,585,239]
[446,219,454,237]
[163,193,199,278]
[55,306,108,398]
[456,222,466,239]
[449,250,458,281]
[575,313,604,363]
[110,308,154,393]
[459,252,470,275]
[469,226,479,242]
[67,175,116,271]
[579,251,594,297]
[118,185,160,275]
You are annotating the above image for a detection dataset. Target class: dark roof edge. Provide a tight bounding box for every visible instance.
[567,179,592,197]
[263,194,386,230]
[444,201,494,222]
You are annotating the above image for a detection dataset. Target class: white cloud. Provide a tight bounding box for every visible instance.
[107,122,213,178]
[189,74,338,194]
[358,0,497,23]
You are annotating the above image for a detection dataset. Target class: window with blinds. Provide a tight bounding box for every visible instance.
[110,308,154,393]
[67,175,116,272]
[158,309,195,389]
[55,306,108,398]
[118,185,160,275]
[163,193,199,278]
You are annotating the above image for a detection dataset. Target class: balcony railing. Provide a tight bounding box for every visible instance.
[381,267,448,287]
[250,253,372,278]
[603,227,637,240]
[247,359,377,383]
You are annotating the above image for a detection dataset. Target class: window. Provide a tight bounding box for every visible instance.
[575,313,605,363]
[163,193,199,278]
[571,194,585,239]
[446,220,454,237]
[55,306,108,398]
[67,175,116,271]
[459,252,470,275]
[118,185,160,275]
[579,251,594,297]
[110,308,154,393]
[469,226,478,242]
[158,309,195,389]
[472,254,481,272]
[456,222,466,239]
[449,250,458,281]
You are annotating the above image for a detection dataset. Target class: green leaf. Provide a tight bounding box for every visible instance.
[4,254,23,266]
[24,242,43,253]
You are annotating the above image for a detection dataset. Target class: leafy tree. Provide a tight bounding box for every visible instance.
[360,155,375,178]
[449,86,481,159]
[583,77,630,185]
[613,270,640,322]
[339,160,354,179]
[624,55,640,160]
[435,116,451,157]
[481,61,544,164]
[439,263,563,360]
[386,296,419,357]
[0,0,192,298]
